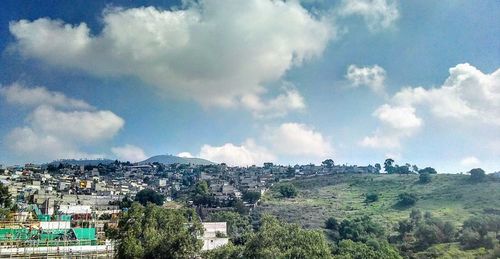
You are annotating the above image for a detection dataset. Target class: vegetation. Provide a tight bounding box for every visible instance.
[116,203,203,259]
[206,211,252,245]
[418,173,432,184]
[397,192,418,207]
[469,168,486,182]
[0,183,12,219]
[134,189,165,206]
[242,191,261,204]
[278,183,298,198]
[365,193,379,203]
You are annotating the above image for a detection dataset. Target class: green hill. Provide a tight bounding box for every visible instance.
[258,174,500,230]
[140,155,214,165]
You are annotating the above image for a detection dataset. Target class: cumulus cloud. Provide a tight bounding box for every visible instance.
[111,144,147,162]
[194,122,332,165]
[346,64,387,95]
[460,156,481,168]
[9,1,334,116]
[338,0,400,31]
[2,83,124,162]
[266,122,333,157]
[0,83,93,110]
[361,63,500,150]
[241,87,306,118]
[198,139,275,166]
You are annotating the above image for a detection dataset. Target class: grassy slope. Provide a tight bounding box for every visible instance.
[257,174,500,230]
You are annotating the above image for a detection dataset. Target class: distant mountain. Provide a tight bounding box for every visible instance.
[46,158,115,166]
[140,155,214,165]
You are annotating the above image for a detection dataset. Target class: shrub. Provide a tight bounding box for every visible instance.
[365,193,379,203]
[469,168,486,182]
[418,173,432,184]
[397,193,418,207]
[279,184,298,198]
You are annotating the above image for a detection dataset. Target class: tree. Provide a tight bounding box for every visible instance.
[322,159,334,168]
[207,211,252,245]
[418,167,437,174]
[242,191,261,204]
[374,163,381,173]
[134,189,165,206]
[397,193,418,207]
[335,240,401,259]
[384,159,395,174]
[195,180,209,195]
[418,173,432,184]
[365,193,379,203]
[468,168,486,182]
[116,203,203,259]
[325,217,339,231]
[278,184,298,198]
[119,195,133,209]
[0,183,11,208]
[286,166,295,178]
[243,215,333,258]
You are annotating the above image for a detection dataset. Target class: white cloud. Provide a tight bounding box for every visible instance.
[2,84,124,162]
[338,0,399,31]
[266,122,333,157]
[460,156,481,168]
[111,144,147,162]
[198,139,275,166]
[0,83,93,110]
[393,63,500,125]
[361,63,500,150]
[373,104,422,130]
[194,122,332,165]
[9,1,334,116]
[177,152,194,158]
[346,64,386,95]
[241,87,306,118]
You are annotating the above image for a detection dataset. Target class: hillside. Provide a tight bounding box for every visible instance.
[258,174,500,230]
[140,155,214,165]
[46,159,115,166]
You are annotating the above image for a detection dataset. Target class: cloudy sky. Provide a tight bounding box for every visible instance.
[0,0,498,173]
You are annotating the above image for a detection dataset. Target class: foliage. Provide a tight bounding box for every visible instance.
[322,159,334,168]
[384,159,395,174]
[134,189,165,206]
[365,193,379,203]
[326,216,385,243]
[0,182,11,208]
[418,167,437,174]
[397,192,418,207]
[207,211,252,245]
[469,168,486,182]
[278,183,298,198]
[116,203,203,259]
[242,191,261,204]
[418,173,432,184]
[119,195,133,209]
[243,215,333,258]
[202,242,244,259]
[460,215,500,250]
[335,239,402,259]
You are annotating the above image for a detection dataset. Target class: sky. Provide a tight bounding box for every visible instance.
[0,0,498,173]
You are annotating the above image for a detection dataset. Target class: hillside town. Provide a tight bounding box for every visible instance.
[0,159,380,257]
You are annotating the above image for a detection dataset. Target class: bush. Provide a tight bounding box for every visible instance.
[397,193,418,207]
[279,184,298,198]
[325,217,339,230]
[418,173,432,184]
[242,191,261,204]
[469,168,486,182]
[365,193,379,203]
[134,189,165,206]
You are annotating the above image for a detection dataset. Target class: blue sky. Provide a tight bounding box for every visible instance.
[0,0,498,173]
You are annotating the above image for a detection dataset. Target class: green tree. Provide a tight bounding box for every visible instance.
[335,239,401,259]
[418,167,437,174]
[365,193,379,203]
[0,183,11,208]
[242,191,261,204]
[468,168,486,182]
[384,159,395,174]
[374,163,382,173]
[207,211,252,245]
[397,192,418,207]
[134,189,165,206]
[116,203,203,259]
[322,159,335,168]
[418,173,432,184]
[278,184,298,198]
[243,215,333,258]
